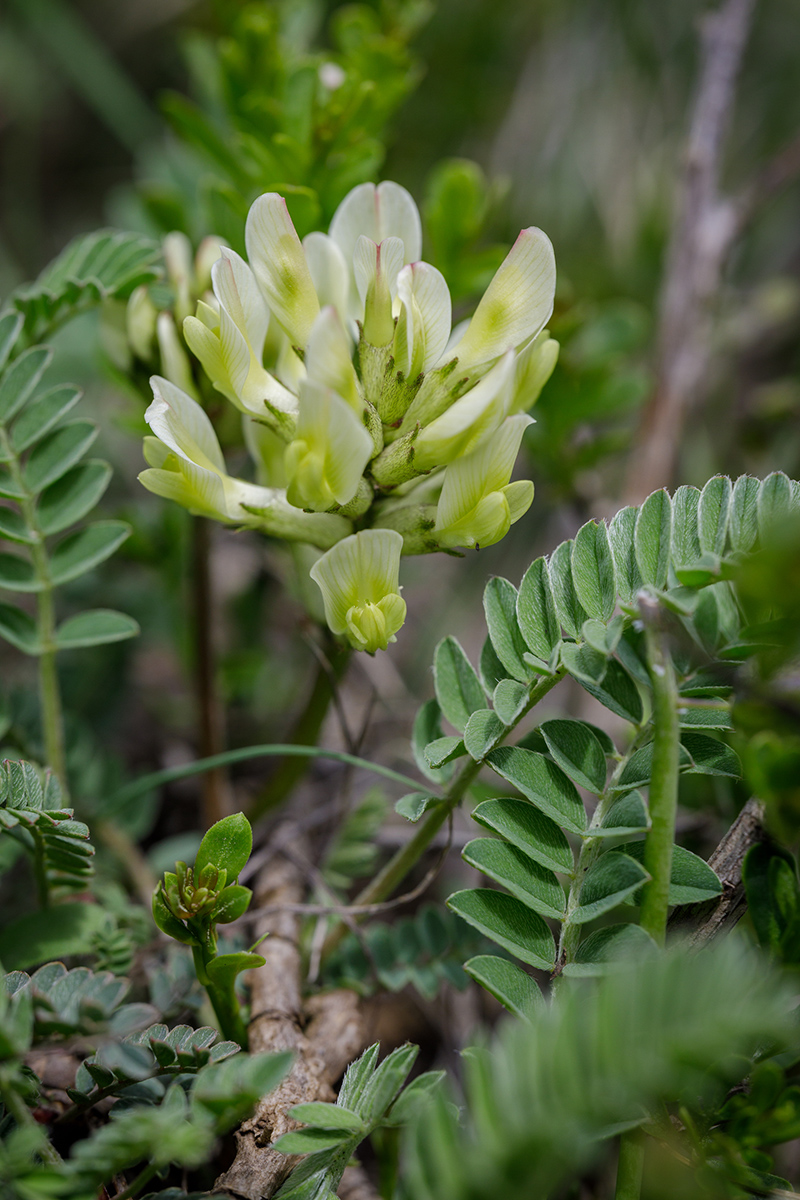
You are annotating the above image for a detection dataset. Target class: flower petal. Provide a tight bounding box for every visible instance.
[329,181,422,267]
[413,350,515,470]
[303,232,350,322]
[456,227,556,368]
[393,261,452,377]
[146,376,226,474]
[309,528,405,648]
[286,380,372,511]
[304,307,362,412]
[507,330,559,414]
[435,413,533,532]
[245,193,320,348]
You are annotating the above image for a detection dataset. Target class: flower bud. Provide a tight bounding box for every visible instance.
[127,285,158,361]
[310,529,406,652]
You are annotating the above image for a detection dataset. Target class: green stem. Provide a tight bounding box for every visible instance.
[615,1129,645,1200]
[638,597,680,947]
[321,669,566,961]
[191,945,249,1047]
[0,426,67,792]
[112,1162,160,1200]
[31,828,50,908]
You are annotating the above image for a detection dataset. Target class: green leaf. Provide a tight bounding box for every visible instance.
[213,884,253,924]
[205,952,266,992]
[617,841,722,905]
[671,486,701,568]
[571,520,616,623]
[571,852,649,923]
[447,888,556,970]
[11,384,81,453]
[560,641,608,685]
[698,475,731,556]
[0,345,51,423]
[549,540,588,638]
[462,838,565,920]
[0,552,37,592]
[581,616,624,656]
[561,924,658,977]
[517,557,560,659]
[590,790,650,837]
[49,520,130,584]
[483,577,531,682]
[22,420,98,494]
[0,902,107,969]
[412,699,451,784]
[433,637,484,732]
[573,658,644,725]
[0,469,25,499]
[729,475,760,553]
[55,609,139,650]
[681,731,742,778]
[608,506,642,606]
[493,679,529,725]
[464,709,505,760]
[0,311,23,371]
[36,460,112,535]
[423,736,464,769]
[486,747,587,834]
[0,602,41,653]
[463,955,545,1019]
[357,1042,419,1123]
[742,843,799,956]
[540,719,607,794]
[472,798,573,875]
[479,635,507,694]
[152,888,193,944]
[196,812,252,879]
[635,489,672,589]
[289,1103,364,1133]
[0,507,34,544]
[613,742,691,791]
[677,705,732,730]
[395,792,439,822]
[758,471,792,537]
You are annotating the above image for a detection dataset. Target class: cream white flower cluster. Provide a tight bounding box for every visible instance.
[140,182,558,653]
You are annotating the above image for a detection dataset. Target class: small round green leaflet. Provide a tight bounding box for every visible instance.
[471,798,573,875]
[463,955,545,1019]
[634,488,672,589]
[486,746,587,835]
[570,852,649,925]
[540,719,608,794]
[698,475,732,556]
[616,841,722,907]
[588,791,650,838]
[433,636,485,732]
[462,838,566,921]
[571,519,616,623]
[561,924,658,978]
[195,812,252,880]
[447,888,556,971]
[483,576,531,682]
[517,556,560,660]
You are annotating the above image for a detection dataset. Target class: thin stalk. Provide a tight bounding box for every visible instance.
[31,828,50,908]
[638,595,680,947]
[615,1129,645,1200]
[112,1162,160,1200]
[0,427,67,791]
[191,944,248,1047]
[191,516,230,827]
[321,669,566,961]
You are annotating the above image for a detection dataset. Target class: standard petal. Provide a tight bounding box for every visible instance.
[245,193,320,348]
[303,232,350,321]
[146,376,226,473]
[353,237,405,306]
[456,227,556,368]
[329,181,422,267]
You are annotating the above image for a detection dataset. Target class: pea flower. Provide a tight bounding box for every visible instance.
[309,529,406,653]
[139,175,559,651]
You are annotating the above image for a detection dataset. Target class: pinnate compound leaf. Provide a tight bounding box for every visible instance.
[462,838,565,920]
[464,955,545,1019]
[49,521,130,585]
[698,475,731,556]
[571,520,616,623]
[196,811,252,879]
[571,852,649,924]
[607,506,641,606]
[517,557,560,659]
[447,888,556,970]
[617,840,722,905]
[36,460,112,535]
[635,488,671,589]
[22,420,98,493]
[562,924,658,977]
[549,540,588,638]
[464,709,505,760]
[483,577,531,682]
[55,609,139,650]
[729,475,760,553]
[472,798,573,875]
[540,719,607,794]
[486,746,587,834]
[433,637,484,732]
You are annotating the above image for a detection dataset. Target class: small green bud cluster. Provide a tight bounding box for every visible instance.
[163,860,229,920]
[139,181,560,652]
